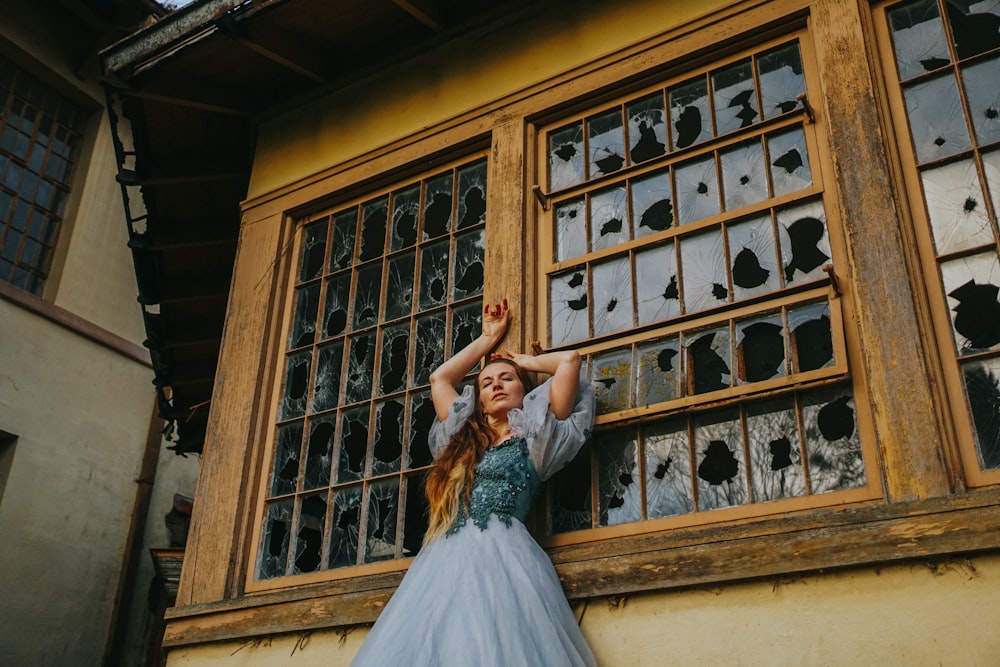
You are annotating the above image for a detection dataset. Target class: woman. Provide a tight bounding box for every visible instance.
[351,299,598,666]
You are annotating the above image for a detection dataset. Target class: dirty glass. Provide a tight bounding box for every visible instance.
[643,419,693,518]
[549,122,585,191]
[456,161,487,229]
[364,478,399,562]
[328,485,362,568]
[921,157,993,254]
[965,64,1000,147]
[311,341,343,412]
[423,172,453,239]
[887,0,949,80]
[801,387,865,494]
[259,500,293,579]
[757,42,804,120]
[713,59,758,135]
[359,198,388,261]
[746,397,805,501]
[337,406,369,483]
[768,127,812,196]
[419,240,450,310]
[721,139,769,211]
[372,399,404,475]
[292,494,327,574]
[679,228,729,312]
[322,273,351,338]
[631,170,673,238]
[453,229,485,299]
[598,431,641,526]
[589,108,626,177]
[778,199,830,285]
[591,256,633,337]
[547,443,593,534]
[940,251,1000,354]
[390,185,420,250]
[628,93,667,164]
[555,198,587,261]
[353,264,382,329]
[728,215,780,301]
[590,186,629,251]
[694,408,747,510]
[300,221,327,282]
[669,76,711,150]
[904,75,972,164]
[550,269,590,346]
[635,241,679,324]
[736,313,786,384]
[675,155,720,225]
[304,416,335,490]
[289,283,319,349]
[271,423,303,496]
[790,301,834,372]
[592,347,633,413]
[964,356,1000,469]
[384,253,415,321]
[635,337,681,406]
[686,327,732,395]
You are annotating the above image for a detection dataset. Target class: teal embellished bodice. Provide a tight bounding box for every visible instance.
[447,437,541,535]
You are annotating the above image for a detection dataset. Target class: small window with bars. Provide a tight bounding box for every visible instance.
[0,56,85,294]
[538,36,877,539]
[253,155,488,583]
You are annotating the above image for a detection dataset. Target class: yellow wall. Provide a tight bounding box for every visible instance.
[166,555,1000,666]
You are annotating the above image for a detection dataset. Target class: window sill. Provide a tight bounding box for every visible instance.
[162,487,1000,648]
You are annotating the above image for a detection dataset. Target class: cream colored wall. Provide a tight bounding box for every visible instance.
[165,554,1000,666]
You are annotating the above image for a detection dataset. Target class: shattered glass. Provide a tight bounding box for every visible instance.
[402,474,429,556]
[384,253,415,321]
[549,122,585,191]
[675,155,721,225]
[921,157,994,255]
[337,406,370,483]
[790,301,834,372]
[728,215,780,301]
[679,228,729,312]
[643,418,694,518]
[713,59,758,135]
[353,263,382,330]
[456,159,488,229]
[669,76,711,150]
[322,273,350,339]
[693,408,747,510]
[592,256,633,337]
[592,348,633,413]
[311,341,343,413]
[451,300,483,361]
[768,127,812,196]
[289,283,319,349]
[736,313,786,384]
[888,0,949,80]
[597,430,641,526]
[904,74,972,164]
[555,199,587,261]
[963,356,1000,469]
[359,198,388,262]
[685,327,732,395]
[419,240,450,310]
[372,399,404,475]
[328,485,362,568]
[344,333,375,404]
[299,220,327,282]
[778,199,831,285]
[746,397,805,501]
[590,186,629,251]
[945,0,1000,60]
[547,443,593,534]
[390,185,420,251]
[303,416,335,489]
[413,313,446,386]
[636,337,681,405]
[280,351,311,420]
[635,241,680,324]
[963,59,1000,146]
[721,139,769,211]
[379,324,409,396]
[453,229,485,299]
[628,93,667,164]
[365,478,400,562]
[550,269,590,346]
[423,172,454,239]
[801,386,866,494]
[985,150,1000,229]
[940,250,1000,354]
[407,391,436,468]
[292,494,327,574]
[329,210,357,271]
[271,422,303,496]
[631,170,673,239]
[258,500,293,579]
[589,108,626,178]
[757,42,805,120]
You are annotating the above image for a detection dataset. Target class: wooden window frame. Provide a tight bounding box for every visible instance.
[163,0,1000,648]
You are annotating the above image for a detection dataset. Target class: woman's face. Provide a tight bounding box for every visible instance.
[477,361,526,420]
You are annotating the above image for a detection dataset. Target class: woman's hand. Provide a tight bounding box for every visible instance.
[481,298,510,343]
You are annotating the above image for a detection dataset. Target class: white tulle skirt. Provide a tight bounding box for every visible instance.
[350,516,597,666]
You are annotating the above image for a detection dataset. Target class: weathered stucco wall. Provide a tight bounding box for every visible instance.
[164,555,1000,666]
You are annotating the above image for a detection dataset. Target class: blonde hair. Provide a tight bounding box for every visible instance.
[423,359,534,544]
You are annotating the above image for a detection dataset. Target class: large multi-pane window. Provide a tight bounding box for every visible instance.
[0,56,85,294]
[538,35,878,538]
[880,0,1000,480]
[253,155,488,584]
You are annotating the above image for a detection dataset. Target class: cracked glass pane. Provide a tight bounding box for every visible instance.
[322,273,351,339]
[550,269,589,346]
[271,422,303,496]
[590,186,629,252]
[721,139,769,211]
[790,301,834,372]
[631,170,673,239]
[379,324,410,396]
[549,122,585,191]
[402,473,429,556]
[451,300,483,361]
[372,399,404,475]
[589,108,625,178]
[669,76,711,150]
[945,0,1000,60]
[413,313,446,386]
[675,155,720,225]
[686,327,732,395]
[888,0,949,80]
[423,172,454,239]
[419,240,450,310]
[713,59,758,135]
[940,251,1000,354]
[964,59,1000,145]
[555,198,587,261]
[736,313,786,384]
[329,210,357,272]
[311,341,343,413]
[778,199,830,285]
[547,444,593,534]
[801,386,866,494]
[758,42,804,120]
[680,228,729,312]
[390,185,420,251]
[963,356,1000,469]
[353,264,382,330]
[280,351,311,420]
[728,215,779,301]
[359,197,388,262]
[292,493,326,574]
[628,93,667,164]
[921,157,994,255]
[597,430,640,526]
[453,229,485,299]
[636,337,681,406]
[365,478,400,563]
[328,485,362,568]
[384,252,415,321]
[643,418,693,518]
[289,283,320,349]
[746,397,805,501]
[592,256,633,337]
[985,150,1000,235]
[592,348,632,413]
[904,74,971,164]
[694,408,747,510]
[304,415,335,490]
[345,332,376,404]
[407,390,435,468]
[337,406,370,483]
[258,499,293,579]
[768,127,812,196]
[456,159,487,230]
[635,241,679,325]
[300,220,327,282]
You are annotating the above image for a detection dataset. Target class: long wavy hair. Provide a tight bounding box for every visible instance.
[423,359,535,544]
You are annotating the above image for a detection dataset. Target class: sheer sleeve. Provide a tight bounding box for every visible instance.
[508,371,595,480]
[427,384,476,460]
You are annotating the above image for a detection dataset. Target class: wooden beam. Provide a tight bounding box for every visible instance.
[392,0,444,31]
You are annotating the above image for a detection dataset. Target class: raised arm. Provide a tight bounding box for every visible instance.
[497,347,582,420]
[429,299,510,421]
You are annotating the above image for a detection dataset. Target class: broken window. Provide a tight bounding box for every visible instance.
[257,155,488,580]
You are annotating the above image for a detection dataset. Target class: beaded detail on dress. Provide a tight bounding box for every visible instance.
[447,436,542,535]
